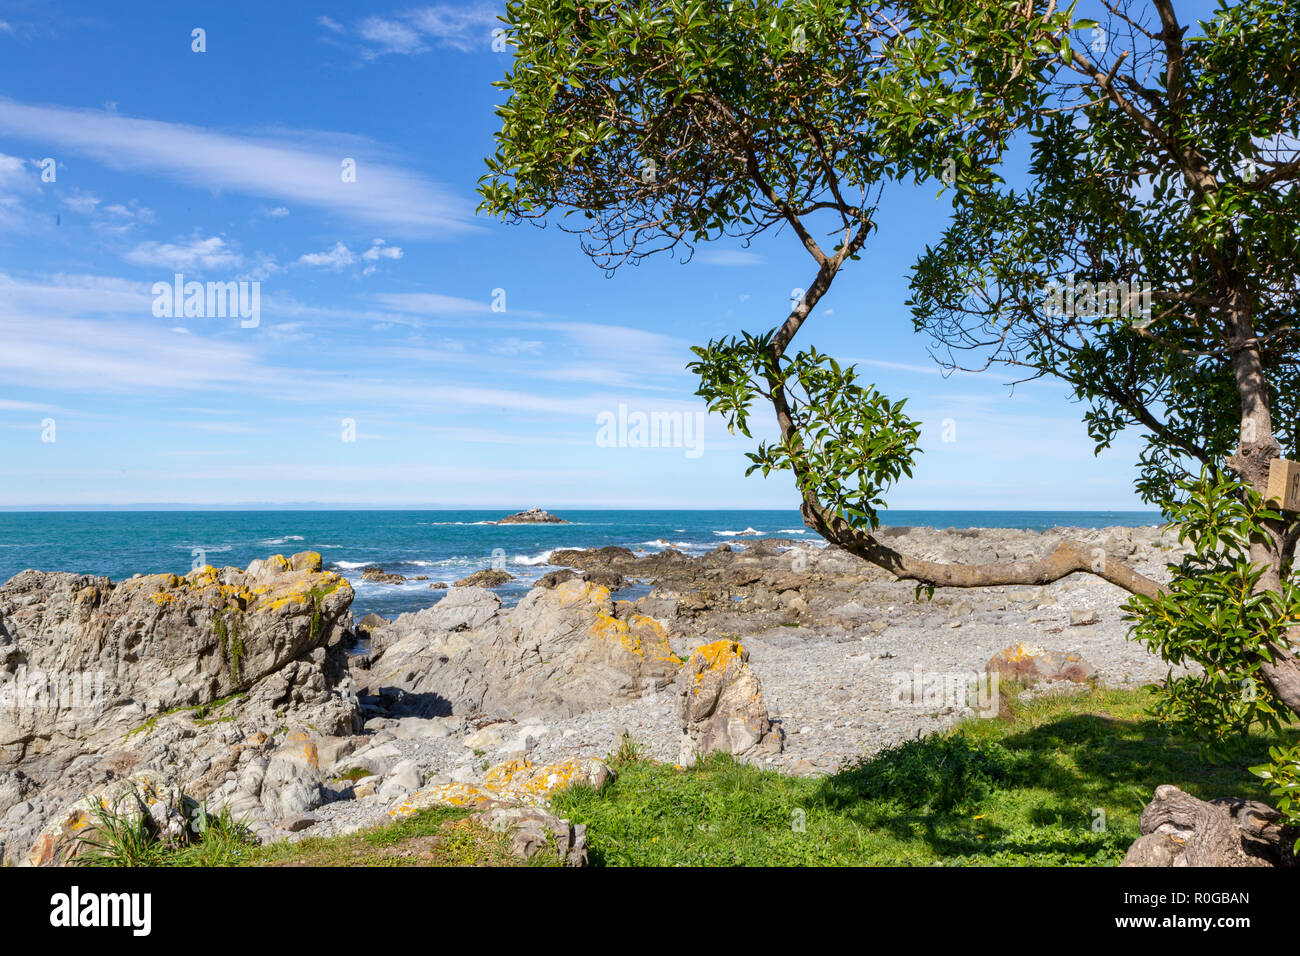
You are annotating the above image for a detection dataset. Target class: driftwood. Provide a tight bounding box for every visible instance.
[1121,784,1298,867]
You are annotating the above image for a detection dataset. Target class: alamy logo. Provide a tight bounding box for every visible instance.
[596,403,705,459]
[152,273,260,328]
[891,666,999,718]
[0,667,105,715]
[50,886,151,936]
[1042,275,1152,321]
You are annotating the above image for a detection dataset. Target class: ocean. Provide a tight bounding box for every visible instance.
[0,509,1163,619]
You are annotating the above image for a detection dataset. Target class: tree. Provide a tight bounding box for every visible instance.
[478,0,1300,755]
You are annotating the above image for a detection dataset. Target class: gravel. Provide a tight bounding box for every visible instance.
[300,554,1178,840]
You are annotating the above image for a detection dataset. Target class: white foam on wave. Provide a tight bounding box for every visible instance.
[714,527,761,537]
[777,529,807,534]
[350,578,437,592]
[260,535,305,546]
[513,550,553,566]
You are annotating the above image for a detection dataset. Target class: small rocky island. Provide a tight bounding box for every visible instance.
[494,507,568,525]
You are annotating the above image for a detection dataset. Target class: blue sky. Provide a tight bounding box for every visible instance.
[0,1,1210,510]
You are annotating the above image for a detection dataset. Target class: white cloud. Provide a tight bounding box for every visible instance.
[0,98,475,237]
[268,206,289,217]
[317,16,344,34]
[0,273,694,423]
[124,235,241,272]
[0,152,26,185]
[296,239,402,271]
[0,398,57,412]
[406,4,501,51]
[0,275,263,392]
[243,253,284,281]
[0,153,32,229]
[350,4,501,57]
[696,250,764,266]
[361,238,403,261]
[53,192,154,235]
[102,202,152,220]
[359,18,426,55]
[490,337,542,356]
[62,191,101,214]
[296,241,356,269]
[373,291,493,315]
[0,272,153,314]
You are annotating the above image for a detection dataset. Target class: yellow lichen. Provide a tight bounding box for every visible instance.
[695,639,744,674]
[689,639,747,695]
[592,612,643,656]
[1008,642,1044,663]
[390,758,609,818]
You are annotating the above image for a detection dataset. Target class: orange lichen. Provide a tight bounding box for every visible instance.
[1007,642,1044,663]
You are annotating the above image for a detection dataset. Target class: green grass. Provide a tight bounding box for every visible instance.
[85,684,1297,867]
[130,805,560,867]
[123,692,247,742]
[332,767,372,783]
[549,685,1296,866]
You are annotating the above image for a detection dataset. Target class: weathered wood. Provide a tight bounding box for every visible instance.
[1265,458,1300,512]
[1122,784,1298,867]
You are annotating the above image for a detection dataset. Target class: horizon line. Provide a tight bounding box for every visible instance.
[0,504,1163,513]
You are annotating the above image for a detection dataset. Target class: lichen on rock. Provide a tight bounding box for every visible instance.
[674,639,782,766]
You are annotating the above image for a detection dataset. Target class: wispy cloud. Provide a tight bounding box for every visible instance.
[296,238,404,272]
[490,337,542,356]
[125,235,241,272]
[372,291,497,316]
[696,250,764,266]
[359,17,426,55]
[341,4,502,57]
[0,98,476,237]
[0,273,685,411]
[296,241,355,269]
[0,152,34,229]
[361,238,402,261]
[0,152,27,185]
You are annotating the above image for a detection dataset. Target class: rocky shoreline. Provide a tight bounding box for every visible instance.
[0,524,1187,864]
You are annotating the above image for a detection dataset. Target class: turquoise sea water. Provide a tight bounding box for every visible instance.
[0,509,1162,618]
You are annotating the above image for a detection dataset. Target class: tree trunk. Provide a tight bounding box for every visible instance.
[1122,784,1297,867]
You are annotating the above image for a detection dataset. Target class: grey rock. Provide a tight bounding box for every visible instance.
[278,812,320,832]
[454,569,514,588]
[378,759,422,800]
[364,579,679,720]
